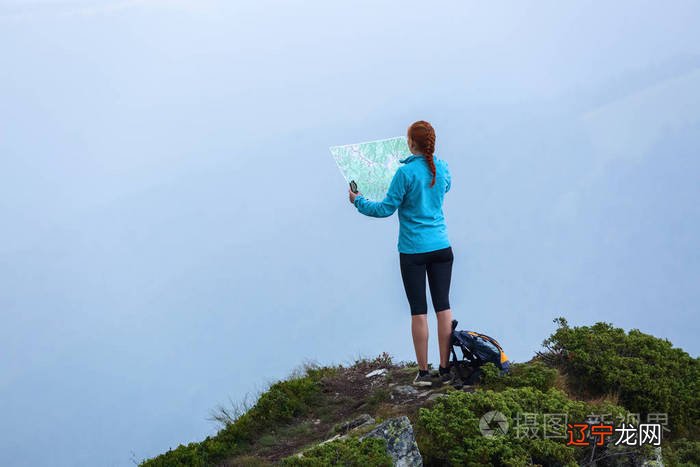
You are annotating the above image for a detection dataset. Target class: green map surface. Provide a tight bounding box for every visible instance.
[329,136,410,201]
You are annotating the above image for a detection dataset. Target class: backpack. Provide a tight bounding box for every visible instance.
[449,319,510,388]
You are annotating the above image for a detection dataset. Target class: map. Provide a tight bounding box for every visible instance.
[329,136,410,201]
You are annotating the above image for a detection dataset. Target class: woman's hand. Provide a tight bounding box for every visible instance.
[348,188,361,205]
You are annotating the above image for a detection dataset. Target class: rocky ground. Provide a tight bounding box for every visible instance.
[222,357,471,466]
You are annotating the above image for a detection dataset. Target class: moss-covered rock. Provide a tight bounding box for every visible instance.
[361,416,423,466]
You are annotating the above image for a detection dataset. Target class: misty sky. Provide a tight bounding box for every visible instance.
[1,1,699,466]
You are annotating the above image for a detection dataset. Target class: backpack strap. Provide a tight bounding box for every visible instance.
[450,345,459,366]
[452,331,480,367]
[479,334,509,365]
[469,331,505,353]
[467,331,509,365]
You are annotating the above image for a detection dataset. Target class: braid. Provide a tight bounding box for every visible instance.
[408,120,437,187]
[424,130,436,187]
[425,154,436,187]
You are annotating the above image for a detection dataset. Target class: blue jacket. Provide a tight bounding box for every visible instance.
[354,154,451,254]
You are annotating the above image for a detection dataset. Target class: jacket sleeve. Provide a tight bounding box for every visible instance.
[353,169,407,218]
[445,161,451,193]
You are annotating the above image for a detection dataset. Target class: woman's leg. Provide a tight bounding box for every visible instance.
[436,309,453,368]
[400,252,429,370]
[427,247,454,368]
[411,314,429,371]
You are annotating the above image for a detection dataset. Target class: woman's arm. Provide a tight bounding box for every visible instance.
[445,161,451,193]
[352,169,407,218]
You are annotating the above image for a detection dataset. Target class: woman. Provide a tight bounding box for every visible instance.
[348,120,454,387]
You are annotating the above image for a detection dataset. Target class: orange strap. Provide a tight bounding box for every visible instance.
[467,331,506,355]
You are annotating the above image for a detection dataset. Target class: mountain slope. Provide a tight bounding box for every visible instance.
[140,319,700,466]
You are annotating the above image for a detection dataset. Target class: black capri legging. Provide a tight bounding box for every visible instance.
[399,246,454,315]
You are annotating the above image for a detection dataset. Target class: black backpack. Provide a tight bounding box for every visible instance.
[449,319,510,388]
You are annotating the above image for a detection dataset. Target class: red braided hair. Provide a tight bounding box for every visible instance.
[407,120,437,187]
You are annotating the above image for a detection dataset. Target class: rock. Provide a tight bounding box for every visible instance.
[366,368,388,378]
[427,393,446,402]
[416,390,431,398]
[642,446,664,466]
[336,413,375,433]
[392,385,419,397]
[361,416,423,467]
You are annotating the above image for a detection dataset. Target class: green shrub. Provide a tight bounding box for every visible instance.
[282,437,392,466]
[542,318,700,438]
[664,439,700,466]
[481,361,558,392]
[416,386,630,466]
[141,374,323,466]
[138,437,228,467]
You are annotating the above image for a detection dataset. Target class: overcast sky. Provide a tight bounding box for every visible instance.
[1,1,699,465]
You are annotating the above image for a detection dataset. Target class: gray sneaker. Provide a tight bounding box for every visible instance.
[439,371,454,385]
[437,367,454,385]
[412,371,433,387]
